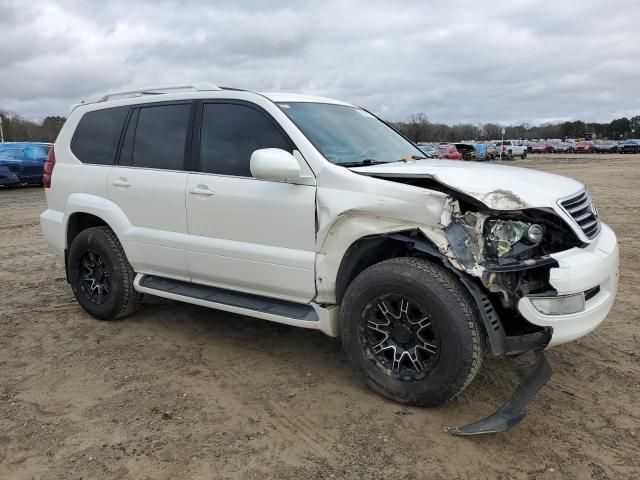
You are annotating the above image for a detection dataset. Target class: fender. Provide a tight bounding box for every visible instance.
[64,193,130,239]
[314,176,451,305]
[313,213,449,304]
[64,193,188,250]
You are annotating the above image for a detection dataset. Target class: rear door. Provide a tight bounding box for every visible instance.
[107,102,193,279]
[185,101,317,302]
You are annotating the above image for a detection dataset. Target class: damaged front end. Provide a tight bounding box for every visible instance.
[441,196,582,352]
[436,196,582,435]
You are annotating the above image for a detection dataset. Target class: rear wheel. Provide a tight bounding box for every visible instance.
[68,226,141,320]
[339,257,484,406]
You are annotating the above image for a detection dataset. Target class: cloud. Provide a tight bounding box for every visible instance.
[1,0,639,124]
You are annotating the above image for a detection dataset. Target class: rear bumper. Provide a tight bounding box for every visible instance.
[40,208,65,256]
[518,222,619,347]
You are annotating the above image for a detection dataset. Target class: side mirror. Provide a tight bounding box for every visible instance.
[250,148,301,182]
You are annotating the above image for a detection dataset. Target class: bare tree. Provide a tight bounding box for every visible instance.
[405,112,430,142]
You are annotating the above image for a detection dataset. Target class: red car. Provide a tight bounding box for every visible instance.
[531,143,555,153]
[574,142,595,153]
[436,144,462,160]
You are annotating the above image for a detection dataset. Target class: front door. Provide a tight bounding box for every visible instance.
[185,101,317,302]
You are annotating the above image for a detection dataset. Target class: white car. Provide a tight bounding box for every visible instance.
[40,84,619,435]
[495,140,528,159]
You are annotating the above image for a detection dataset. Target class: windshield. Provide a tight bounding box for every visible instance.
[277,102,423,165]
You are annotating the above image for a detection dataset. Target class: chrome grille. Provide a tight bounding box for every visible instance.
[560,190,600,239]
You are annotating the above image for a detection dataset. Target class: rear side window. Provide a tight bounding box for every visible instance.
[131,104,191,170]
[199,103,291,177]
[71,107,128,165]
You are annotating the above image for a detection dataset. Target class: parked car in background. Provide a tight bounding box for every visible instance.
[417,144,438,157]
[436,144,462,160]
[453,143,479,161]
[473,143,487,160]
[532,143,555,154]
[485,143,499,159]
[495,140,527,159]
[574,142,595,153]
[554,142,574,153]
[594,141,618,153]
[0,142,52,186]
[618,139,640,154]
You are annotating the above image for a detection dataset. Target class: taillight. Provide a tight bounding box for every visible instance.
[43,146,56,188]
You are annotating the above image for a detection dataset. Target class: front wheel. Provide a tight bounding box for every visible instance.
[339,257,484,407]
[68,226,141,320]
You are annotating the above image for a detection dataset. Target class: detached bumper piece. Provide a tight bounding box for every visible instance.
[446,350,551,436]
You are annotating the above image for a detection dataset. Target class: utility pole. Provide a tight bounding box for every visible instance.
[0,116,4,143]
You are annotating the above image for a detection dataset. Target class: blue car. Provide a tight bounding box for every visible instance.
[418,144,438,157]
[0,142,52,186]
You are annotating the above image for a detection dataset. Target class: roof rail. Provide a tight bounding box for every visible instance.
[79,83,223,105]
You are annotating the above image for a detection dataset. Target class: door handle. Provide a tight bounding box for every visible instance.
[189,186,214,196]
[112,179,132,188]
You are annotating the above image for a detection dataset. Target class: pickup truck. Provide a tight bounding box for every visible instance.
[495,141,527,160]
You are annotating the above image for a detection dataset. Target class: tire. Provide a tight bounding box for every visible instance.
[339,257,484,407]
[68,226,141,320]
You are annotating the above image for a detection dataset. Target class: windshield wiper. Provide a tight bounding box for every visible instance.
[338,159,388,167]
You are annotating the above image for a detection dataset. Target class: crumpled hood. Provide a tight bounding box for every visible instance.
[350,159,584,210]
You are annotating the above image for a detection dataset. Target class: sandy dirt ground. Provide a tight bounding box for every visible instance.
[1,153,639,479]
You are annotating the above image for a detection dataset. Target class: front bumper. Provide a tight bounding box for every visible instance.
[518,222,619,347]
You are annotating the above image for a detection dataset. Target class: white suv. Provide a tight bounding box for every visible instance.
[40,84,619,435]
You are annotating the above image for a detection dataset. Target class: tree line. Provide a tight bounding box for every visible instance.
[2,107,639,145]
[391,113,640,143]
[0,111,65,143]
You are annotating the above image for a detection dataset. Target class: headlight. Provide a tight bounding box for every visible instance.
[487,219,544,257]
[526,224,544,243]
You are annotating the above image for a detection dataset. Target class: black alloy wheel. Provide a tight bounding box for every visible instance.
[78,249,111,304]
[361,293,440,382]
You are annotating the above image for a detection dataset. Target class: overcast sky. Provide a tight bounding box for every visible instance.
[1,0,638,124]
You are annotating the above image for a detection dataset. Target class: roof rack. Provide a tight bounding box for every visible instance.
[79,83,223,105]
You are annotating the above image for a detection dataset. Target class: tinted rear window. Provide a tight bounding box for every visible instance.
[71,107,128,165]
[132,104,190,170]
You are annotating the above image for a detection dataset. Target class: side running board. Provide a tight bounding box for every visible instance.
[136,274,319,322]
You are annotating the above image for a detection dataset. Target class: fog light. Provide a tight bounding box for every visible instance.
[530,294,585,315]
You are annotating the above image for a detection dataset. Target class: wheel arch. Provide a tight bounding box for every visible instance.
[66,212,110,249]
[64,193,131,248]
[63,194,134,282]
[331,230,534,357]
[334,230,443,304]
